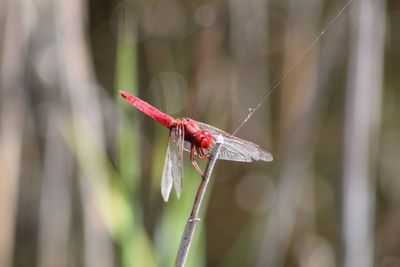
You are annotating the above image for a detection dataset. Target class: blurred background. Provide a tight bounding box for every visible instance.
[0,0,399,266]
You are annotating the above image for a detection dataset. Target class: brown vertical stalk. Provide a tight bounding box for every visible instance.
[34,1,73,266]
[0,1,26,266]
[55,0,114,266]
[256,1,325,266]
[186,0,227,116]
[38,113,73,267]
[341,1,386,267]
[229,0,270,137]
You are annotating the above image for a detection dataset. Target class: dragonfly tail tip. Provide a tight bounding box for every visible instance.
[118,89,128,99]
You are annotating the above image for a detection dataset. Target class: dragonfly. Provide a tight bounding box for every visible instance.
[119,90,273,201]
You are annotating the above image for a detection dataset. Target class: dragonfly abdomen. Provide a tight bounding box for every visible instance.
[119,90,174,128]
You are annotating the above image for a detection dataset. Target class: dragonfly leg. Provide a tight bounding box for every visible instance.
[190,144,204,178]
[191,160,204,178]
[196,146,209,160]
[200,150,211,159]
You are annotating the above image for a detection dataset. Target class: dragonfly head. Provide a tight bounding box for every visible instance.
[194,130,212,149]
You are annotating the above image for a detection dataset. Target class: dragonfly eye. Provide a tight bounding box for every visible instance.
[198,130,212,148]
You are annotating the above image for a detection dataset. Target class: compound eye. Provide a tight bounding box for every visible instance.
[199,131,212,148]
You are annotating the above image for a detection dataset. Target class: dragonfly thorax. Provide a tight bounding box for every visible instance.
[179,118,213,149]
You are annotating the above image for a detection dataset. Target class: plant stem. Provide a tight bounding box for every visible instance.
[175,135,224,267]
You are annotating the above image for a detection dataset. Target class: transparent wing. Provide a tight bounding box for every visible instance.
[173,124,184,198]
[161,126,184,202]
[191,121,273,162]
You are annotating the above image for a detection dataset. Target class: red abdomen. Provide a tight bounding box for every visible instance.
[119,90,174,128]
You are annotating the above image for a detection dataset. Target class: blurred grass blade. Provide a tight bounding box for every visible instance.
[115,6,140,193]
[114,8,155,266]
[64,116,157,267]
[154,165,209,267]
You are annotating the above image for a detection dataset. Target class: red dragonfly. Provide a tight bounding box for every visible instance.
[119,90,273,201]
